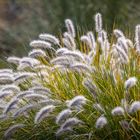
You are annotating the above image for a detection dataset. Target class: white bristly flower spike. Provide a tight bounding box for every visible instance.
[61,117,83,129]
[135,25,140,53]
[67,95,87,108]
[111,106,124,116]
[113,29,125,38]
[39,33,59,45]
[87,31,96,50]
[129,101,140,114]
[4,124,25,139]
[34,105,55,124]
[124,77,137,90]
[30,40,52,49]
[7,56,21,65]
[95,115,107,129]
[95,13,102,32]
[63,32,76,50]
[56,109,72,125]
[65,19,76,38]
[81,35,92,49]
[28,49,46,58]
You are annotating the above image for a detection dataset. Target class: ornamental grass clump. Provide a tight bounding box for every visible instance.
[0,13,140,140]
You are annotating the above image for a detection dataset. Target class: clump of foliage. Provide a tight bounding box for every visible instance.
[0,13,140,140]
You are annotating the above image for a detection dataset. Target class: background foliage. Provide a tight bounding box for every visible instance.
[0,0,140,60]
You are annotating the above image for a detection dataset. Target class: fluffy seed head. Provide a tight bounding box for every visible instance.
[124,77,137,90]
[129,101,140,113]
[3,98,18,114]
[83,78,97,97]
[7,56,21,65]
[4,124,25,139]
[28,49,46,58]
[67,95,87,108]
[56,48,69,56]
[56,127,72,137]
[1,84,20,93]
[30,40,52,49]
[61,117,82,129]
[56,109,72,125]
[135,25,140,53]
[81,35,92,49]
[113,29,125,38]
[63,32,76,50]
[87,31,96,50]
[111,106,124,116]
[70,63,92,73]
[95,116,107,129]
[34,105,55,124]
[13,104,35,118]
[65,19,76,38]
[39,33,59,45]
[95,13,102,32]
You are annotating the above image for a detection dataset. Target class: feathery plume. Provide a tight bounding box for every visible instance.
[65,19,76,38]
[129,101,140,114]
[0,69,13,74]
[99,30,107,42]
[62,38,73,50]
[115,45,129,63]
[56,48,69,56]
[17,90,34,99]
[63,50,85,62]
[14,72,36,83]
[81,35,92,49]
[3,98,18,114]
[111,106,124,116]
[70,63,92,73]
[124,77,137,90]
[83,78,97,97]
[1,85,20,92]
[4,124,25,139]
[0,73,14,84]
[56,109,72,125]
[95,13,102,32]
[30,86,52,95]
[95,115,107,129]
[87,31,96,50]
[135,25,140,53]
[28,49,46,58]
[117,37,128,53]
[34,105,55,124]
[20,57,40,67]
[13,104,35,118]
[7,56,21,65]
[39,33,59,45]
[67,95,87,108]
[61,117,83,129]
[24,93,48,100]
[63,32,76,50]
[51,56,74,66]
[30,40,53,50]
[113,29,125,38]
[56,127,72,137]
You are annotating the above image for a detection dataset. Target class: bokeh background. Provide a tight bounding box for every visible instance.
[0,0,140,64]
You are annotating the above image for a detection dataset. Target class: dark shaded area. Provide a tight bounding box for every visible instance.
[0,0,140,59]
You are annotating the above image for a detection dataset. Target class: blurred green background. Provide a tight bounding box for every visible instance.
[0,0,140,61]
